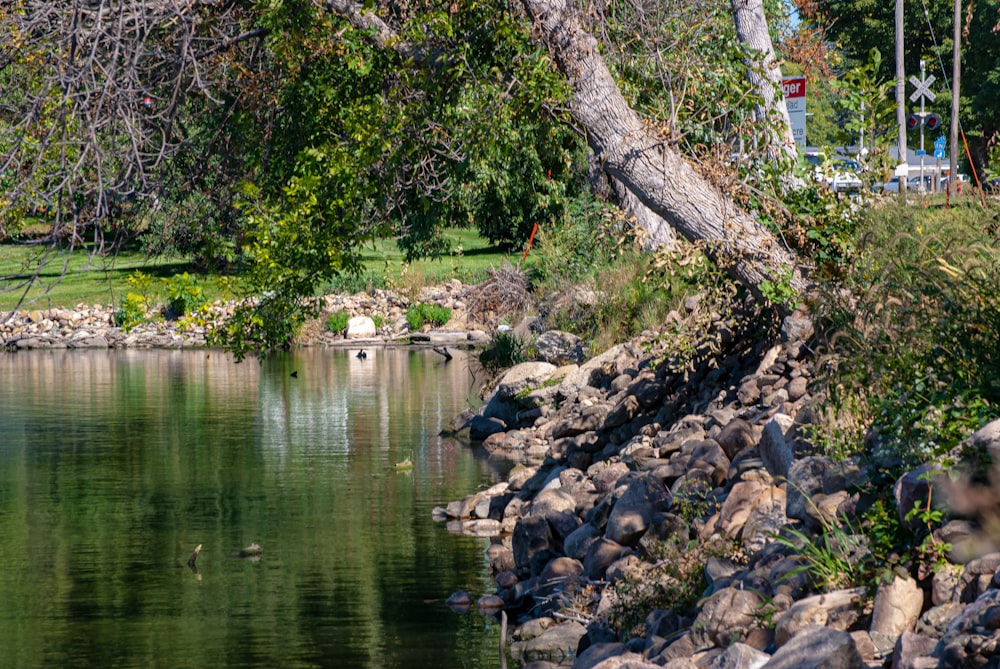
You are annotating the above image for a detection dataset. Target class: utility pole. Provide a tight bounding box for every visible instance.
[896,0,907,197]
[950,0,961,196]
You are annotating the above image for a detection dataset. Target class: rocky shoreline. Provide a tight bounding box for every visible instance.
[437,304,1000,669]
[0,280,490,350]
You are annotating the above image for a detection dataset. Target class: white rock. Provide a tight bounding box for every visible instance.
[345,315,377,338]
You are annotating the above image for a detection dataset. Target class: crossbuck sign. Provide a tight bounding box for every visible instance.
[909,71,936,104]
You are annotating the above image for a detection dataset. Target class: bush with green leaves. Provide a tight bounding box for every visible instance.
[405,303,451,330]
[326,310,350,334]
[537,239,722,353]
[163,272,207,318]
[526,194,621,286]
[113,293,149,332]
[209,294,319,362]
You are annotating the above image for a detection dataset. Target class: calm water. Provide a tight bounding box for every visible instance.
[0,347,506,669]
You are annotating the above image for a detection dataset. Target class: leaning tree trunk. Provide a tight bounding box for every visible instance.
[519,0,807,301]
[610,177,677,251]
[731,0,797,163]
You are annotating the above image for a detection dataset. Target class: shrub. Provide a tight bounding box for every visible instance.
[478,330,532,376]
[603,535,739,639]
[405,303,451,330]
[466,263,533,326]
[326,310,350,333]
[324,270,384,295]
[163,272,206,318]
[539,243,720,352]
[527,195,621,285]
[113,292,148,332]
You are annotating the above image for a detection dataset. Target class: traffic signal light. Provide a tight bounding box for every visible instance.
[906,113,944,131]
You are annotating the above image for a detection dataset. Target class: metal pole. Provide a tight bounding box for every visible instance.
[919,60,925,193]
[896,0,907,198]
[950,0,961,196]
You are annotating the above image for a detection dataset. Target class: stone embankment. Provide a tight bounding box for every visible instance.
[0,279,487,350]
[437,303,1000,669]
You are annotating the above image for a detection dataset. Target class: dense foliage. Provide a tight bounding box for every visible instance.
[807,0,1000,168]
[2,0,998,362]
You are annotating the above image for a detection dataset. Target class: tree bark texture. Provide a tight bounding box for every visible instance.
[610,177,677,251]
[731,0,797,162]
[518,0,806,300]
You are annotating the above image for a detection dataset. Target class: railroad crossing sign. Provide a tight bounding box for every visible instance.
[910,72,936,104]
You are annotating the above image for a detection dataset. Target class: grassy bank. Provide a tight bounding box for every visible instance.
[0,228,513,313]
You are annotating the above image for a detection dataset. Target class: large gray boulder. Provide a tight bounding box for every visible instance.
[708,642,771,669]
[564,522,602,561]
[774,588,866,648]
[559,344,626,398]
[759,415,795,479]
[690,586,765,648]
[933,589,1000,668]
[762,625,862,669]
[517,621,587,665]
[605,474,671,546]
[715,418,756,460]
[535,330,587,365]
[785,456,836,527]
[494,361,559,401]
[717,479,771,539]
[583,537,625,580]
[482,362,559,426]
[346,315,376,338]
[467,415,507,441]
[512,515,555,573]
[869,574,924,647]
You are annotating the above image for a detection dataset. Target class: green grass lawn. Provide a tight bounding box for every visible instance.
[0,228,516,313]
[336,227,517,293]
[0,244,198,312]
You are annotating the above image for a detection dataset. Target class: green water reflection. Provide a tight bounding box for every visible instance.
[0,347,503,669]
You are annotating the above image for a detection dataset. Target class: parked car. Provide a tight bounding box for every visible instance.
[804,153,862,193]
[882,175,933,194]
[830,160,863,193]
[882,176,902,194]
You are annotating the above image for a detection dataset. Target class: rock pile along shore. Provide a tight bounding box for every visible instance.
[437,304,1000,669]
[0,280,486,350]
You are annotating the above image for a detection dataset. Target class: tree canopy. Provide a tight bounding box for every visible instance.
[5,0,991,356]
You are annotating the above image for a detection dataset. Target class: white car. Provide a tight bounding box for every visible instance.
[804,153,863,193]
[883,175,932,194]
[830,161,863,193]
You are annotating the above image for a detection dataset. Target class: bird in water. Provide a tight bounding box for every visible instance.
[290,370,298,378]
[356,349,367,359]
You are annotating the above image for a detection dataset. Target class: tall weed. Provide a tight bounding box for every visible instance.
[814,200,1000,467]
